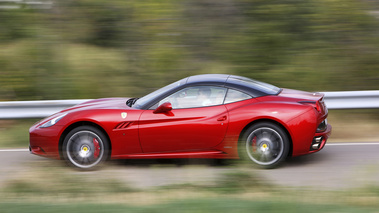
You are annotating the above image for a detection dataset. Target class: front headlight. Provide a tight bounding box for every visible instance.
[40,113,67,128]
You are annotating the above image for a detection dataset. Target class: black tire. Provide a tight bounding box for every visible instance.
[240,122,289,169]
[62,126,109,170]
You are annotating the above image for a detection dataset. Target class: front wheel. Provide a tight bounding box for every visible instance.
[241,122,289,169]
[63,126,109,170]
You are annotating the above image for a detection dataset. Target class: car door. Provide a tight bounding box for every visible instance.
[138,86,229,153]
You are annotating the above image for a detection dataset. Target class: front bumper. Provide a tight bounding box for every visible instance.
[29,124,63,160]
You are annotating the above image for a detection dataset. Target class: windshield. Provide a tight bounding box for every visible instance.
[133,78,187,108]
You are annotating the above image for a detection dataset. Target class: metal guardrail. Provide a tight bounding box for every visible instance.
[0,91,378,119]
[0,0,52,9]
[323,90,379,110]
[0,99,91,119]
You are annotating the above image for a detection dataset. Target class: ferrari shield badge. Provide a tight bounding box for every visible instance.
[121,112,127,119]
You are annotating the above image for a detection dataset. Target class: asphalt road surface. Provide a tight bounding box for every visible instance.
[1,143,379,190]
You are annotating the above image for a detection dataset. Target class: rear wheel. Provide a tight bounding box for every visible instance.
[241,122,289,169]
[63,126,109,170]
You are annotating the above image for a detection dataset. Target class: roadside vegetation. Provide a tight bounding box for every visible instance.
[0,120,38,148]
[1,162,379,212]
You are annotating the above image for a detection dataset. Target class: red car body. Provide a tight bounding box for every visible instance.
[30,74,331,169]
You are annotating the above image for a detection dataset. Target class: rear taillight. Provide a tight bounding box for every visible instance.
[316,101,322,112]
[299,101,321,113]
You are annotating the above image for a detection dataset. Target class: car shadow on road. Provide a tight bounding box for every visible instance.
[109,153,330,169]
[109,158,237,168]
[107,147,332,169]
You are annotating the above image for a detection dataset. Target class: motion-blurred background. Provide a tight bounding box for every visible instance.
[1,1,379,212]
[1,0,379,101]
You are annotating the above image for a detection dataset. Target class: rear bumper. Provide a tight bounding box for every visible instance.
[292,123,331,157]
[310,124,332,152]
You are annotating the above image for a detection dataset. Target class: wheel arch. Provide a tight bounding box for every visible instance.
[58,121,112,160]
[238,119,293,157]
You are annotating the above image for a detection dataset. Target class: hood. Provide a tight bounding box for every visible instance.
[278,88,324,102]
[60,98,132,113]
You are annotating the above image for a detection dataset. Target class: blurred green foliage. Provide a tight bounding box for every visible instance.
[1,0,379,101]
[0,120,37,148]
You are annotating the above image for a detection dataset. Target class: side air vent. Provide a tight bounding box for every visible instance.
[114,122,133,130]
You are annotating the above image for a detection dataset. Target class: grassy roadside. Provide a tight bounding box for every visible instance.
[327,109,379,143]
[1,164,379,212]
[0,119,38,148]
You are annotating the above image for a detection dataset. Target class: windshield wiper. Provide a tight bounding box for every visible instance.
[126,98,139,107]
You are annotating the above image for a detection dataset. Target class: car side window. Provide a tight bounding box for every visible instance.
[157,86,227,109]
[224,89,252,104]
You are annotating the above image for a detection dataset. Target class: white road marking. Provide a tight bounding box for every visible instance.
[0,149,29,152]
[326,142,379,146]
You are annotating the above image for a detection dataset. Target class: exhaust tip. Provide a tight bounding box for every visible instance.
[310,136,323,150]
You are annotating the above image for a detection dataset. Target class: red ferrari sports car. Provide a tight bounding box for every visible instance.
[29,74,331,169]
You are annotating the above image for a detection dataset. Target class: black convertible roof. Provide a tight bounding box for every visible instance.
[186,74,281,97]
[186,74,229,84]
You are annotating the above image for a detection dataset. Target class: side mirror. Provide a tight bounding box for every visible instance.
[153,102,172,114]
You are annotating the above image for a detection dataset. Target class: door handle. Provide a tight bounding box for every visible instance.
[217,115,227,122]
